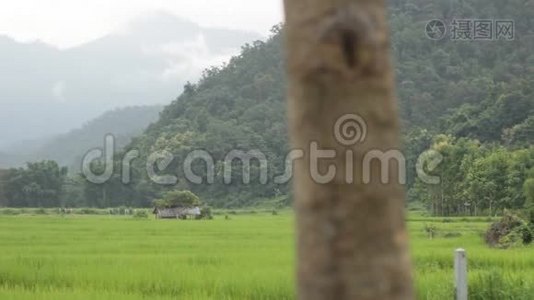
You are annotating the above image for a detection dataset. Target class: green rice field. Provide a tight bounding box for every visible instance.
[0,212,533,299]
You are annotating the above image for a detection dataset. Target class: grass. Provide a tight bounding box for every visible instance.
[0,212,533,299]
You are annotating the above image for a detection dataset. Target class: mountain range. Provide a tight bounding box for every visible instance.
[0,105,163,169]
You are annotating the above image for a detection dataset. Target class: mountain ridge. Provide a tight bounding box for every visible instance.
[0,105,163,169]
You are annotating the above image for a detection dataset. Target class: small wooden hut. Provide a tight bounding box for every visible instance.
[153,206,201,219]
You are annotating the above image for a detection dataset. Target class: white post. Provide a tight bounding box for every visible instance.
[454,248,468,300]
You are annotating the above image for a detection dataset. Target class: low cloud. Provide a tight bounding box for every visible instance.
[52,81,67,103]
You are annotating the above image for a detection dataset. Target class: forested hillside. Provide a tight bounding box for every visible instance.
[106,0,534,210]
[390,0,534,132]
[123,30,288,207]
[6,0,531,211]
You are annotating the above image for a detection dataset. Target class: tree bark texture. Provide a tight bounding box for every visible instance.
[283,0,414,299]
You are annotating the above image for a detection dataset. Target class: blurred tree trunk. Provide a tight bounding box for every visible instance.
[283,0,413,299]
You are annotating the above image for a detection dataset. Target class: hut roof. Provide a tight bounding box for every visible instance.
[153,207,201,218]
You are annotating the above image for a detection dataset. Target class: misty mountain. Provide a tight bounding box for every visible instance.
[0,11,260,149]
[0,105,163,169]
[119,0,534,207]
[0,151,24,169]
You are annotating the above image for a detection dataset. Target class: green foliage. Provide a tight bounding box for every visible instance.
[443,86,534,144]
[133,210,149,219]
[485,212,533,248]
[78,208,101,215]
[0,208,21,215]
[200,206,213,220]
[33,208,47,215]
[410,135,534,216]
[153,190,201,208]
[4,161,67,207]
[523,177,534,208]
[79,159,141,208]
[506,116,534,146]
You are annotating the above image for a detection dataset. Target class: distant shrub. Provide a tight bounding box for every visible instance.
[442,218,452,223]
[517,225,533,244]
[228,210,237,215]
[133,210,149,219]
[34,208,47,215]
[200,207,213,220]
[498,230,525,248]
[78,208,99,215]
[225,215,231,220]
[1,208,20,215]
[528,209,534,225]
[272,210,278,216]
[485,212,533,248]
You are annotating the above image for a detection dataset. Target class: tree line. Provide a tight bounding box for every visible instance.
[409,134,534,216]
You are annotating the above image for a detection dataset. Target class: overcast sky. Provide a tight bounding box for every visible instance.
[0,0,284,48]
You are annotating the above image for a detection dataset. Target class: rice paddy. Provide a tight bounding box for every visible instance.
[0,211,533,299]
